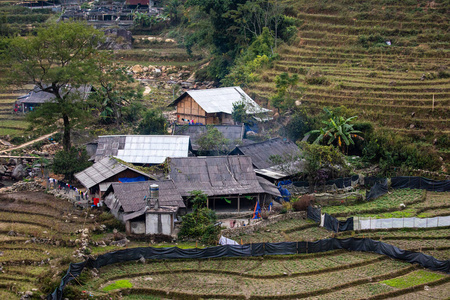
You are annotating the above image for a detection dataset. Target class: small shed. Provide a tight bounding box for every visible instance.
[103,180,185,236]
[15,85,91,113]
[168,156,281,211]
[94,135,190,164]
[173,124,245,153]
[123,204,177,236]
[74,157,154,198]
[169,86,270,125]
[103,180,185,221]
[230,138,304,180]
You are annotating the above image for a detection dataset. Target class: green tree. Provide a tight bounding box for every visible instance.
[270,72,300,113]
[197,126,229,155]
[137,109,168,135]
[178,190,220,245]
[298,142,350,190]
[3,22,107,151]
[308,108,363,153]
[91,61,143,126]
[52,147,92,182]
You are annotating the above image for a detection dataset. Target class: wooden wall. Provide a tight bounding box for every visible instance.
[176,95,234,125]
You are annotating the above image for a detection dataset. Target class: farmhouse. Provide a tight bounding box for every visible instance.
[14,85,91,113]
[74,157,154,198]
[103,180,185,235]
[93,135,190,164]
[168,156,281,212]
[172,124,245,154]
[230,138,305,180]
[170,86,271,125]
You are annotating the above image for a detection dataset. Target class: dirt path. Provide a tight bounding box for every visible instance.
[0,131,57,153]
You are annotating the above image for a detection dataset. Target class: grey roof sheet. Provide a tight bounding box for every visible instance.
[17,85,91,104]
[74,157,151,189]
[95,135,190,164]
[169,156,270,197]
[173,125,244,151]
[235,138,301,169]
[171,86,271,115]
[257,176,282,197]
[106,180,185,213]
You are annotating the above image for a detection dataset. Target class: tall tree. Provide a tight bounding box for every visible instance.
[3,22,106,151]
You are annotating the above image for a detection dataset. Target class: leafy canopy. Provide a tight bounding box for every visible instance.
[197,126,230,155]
[52,147,92,182]
[308,108,363,153]
[3,21,107,151]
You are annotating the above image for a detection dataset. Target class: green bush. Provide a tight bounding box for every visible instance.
[98,212,126,232]
[52,147,92,182]
[362,129,441,174]
[178,191,220,245]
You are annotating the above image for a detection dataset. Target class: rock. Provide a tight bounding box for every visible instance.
[7,230,16,236]
[12,164,25,180]
[110,238,129,247]
[139,255,146,264]
[131,65,143,74]
[100,28,132,50]
[410,124,415,129]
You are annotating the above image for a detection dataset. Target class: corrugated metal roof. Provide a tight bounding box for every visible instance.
[171,86,271,115]
[105,180,185,213]
[95,135,190,164]
[169,156,277,197]
[234,138,301,169]
[17,85,91,104]
[74,157,151,189]
[173,124,244,151]
[257,177,282,197]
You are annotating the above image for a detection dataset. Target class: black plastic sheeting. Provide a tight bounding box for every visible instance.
[48,237,450,300]
[391,177,450,192]
[366,178,389,201]
[323,213,354,232]
[294,176,449,192]
[307,205,321,223]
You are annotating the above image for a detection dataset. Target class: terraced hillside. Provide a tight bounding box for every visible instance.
[250,0,450,138]
[0,85,32,137]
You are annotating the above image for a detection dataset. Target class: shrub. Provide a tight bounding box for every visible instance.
[292,195,314,211]
[52,147,92,182]
[98,212,125,232]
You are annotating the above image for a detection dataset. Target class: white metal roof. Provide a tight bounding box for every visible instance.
[95,135,190,164]
[183,86,271,115]
[74,157,151,189]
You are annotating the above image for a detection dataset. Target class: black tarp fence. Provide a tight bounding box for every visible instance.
[366,178,389,201]
[292,176,450,192]
[48,238,450,300]
[307,205,321,223]
[307,206,354,232]
[323,213,354,232]
[391,177,450,192]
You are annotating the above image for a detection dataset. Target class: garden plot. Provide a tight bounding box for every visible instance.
[102,259,411,298]
[322,189,425,217]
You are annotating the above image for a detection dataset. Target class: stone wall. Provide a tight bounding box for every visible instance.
[221,211,306,238]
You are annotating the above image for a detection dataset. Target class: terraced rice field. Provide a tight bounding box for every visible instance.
[249,0,450,140]
[0,85,33,137]
[0,188,449,299]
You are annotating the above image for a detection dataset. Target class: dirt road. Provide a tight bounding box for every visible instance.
[0,131,57,153]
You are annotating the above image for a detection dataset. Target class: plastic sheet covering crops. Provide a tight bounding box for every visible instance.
[355,216,450,230]
[47,238,450,300]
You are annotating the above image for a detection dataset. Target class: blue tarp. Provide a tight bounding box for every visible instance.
[277,180,292,201]
[118,176,147,183]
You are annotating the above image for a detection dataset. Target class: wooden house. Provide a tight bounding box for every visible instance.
[169,86,270,125]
